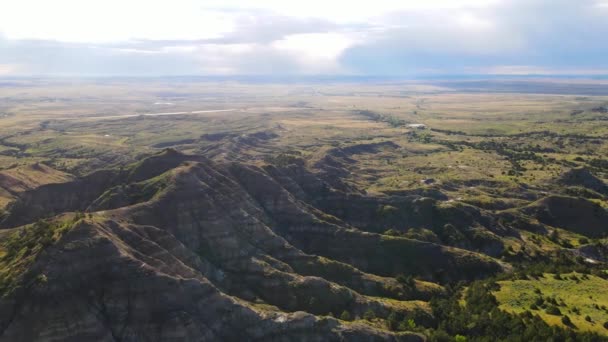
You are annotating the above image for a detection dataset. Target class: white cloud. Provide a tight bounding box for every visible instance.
[272,33,356,72]
[0,0,234,42]
[0,0,501,42]
[0,63,21,75]
[596,1,608,7]
[0,0,607,76]
[205,0,501,22]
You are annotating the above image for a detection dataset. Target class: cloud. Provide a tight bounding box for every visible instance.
[0,36,205,76]
[0,35,333,76]
[0,0,607,76]
[0,63,22,76]
[341,0,608,75]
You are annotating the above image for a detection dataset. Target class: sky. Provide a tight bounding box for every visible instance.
[1,0,608,77]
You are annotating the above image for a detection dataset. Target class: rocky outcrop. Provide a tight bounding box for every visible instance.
[0,220,422,341]
[1,169,120,227]
[522,195,608,238]
[0,150,507,341]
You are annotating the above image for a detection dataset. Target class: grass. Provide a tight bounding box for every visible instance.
[0,215,79,296]
[494,272,608,335]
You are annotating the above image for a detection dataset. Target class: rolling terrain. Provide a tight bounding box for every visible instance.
[0,78,607,341]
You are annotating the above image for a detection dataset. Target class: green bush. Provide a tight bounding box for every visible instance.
[428,280,603,341]
[339,310,352,321]
[363,309,375,321]
[386,311,399,330]
[383,229,401,237]
[403,318,416,330]
[454,335,467,342]
[546,305,562,316]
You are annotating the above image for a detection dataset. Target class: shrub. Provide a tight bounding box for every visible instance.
[546,297,558,305]
[339,310,351,321]
[396,274,415,287]
[546,306,562,316]
[384,229,401,237]
[386,311,400,330]
[377,205,399,217]
[363,309,375,321]
[562,315,573,326]
[397,319,413,331]
[454,335,467,342]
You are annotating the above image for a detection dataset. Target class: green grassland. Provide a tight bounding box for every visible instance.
[494,273,608,335]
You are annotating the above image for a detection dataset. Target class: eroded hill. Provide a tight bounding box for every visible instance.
[0,81,607,341]
[0,148,514,340]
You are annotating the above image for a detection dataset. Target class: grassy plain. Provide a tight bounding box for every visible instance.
[494,273,608,335]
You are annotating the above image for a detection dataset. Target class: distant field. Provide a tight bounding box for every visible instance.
[0,78,607,200]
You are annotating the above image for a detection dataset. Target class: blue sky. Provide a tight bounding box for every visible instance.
[1,0,608,76]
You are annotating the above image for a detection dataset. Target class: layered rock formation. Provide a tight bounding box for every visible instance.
[0,150,507,341]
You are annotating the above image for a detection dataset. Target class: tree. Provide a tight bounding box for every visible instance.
[546,305,562,316]
[396,274,415,287]
[308,297,317,308]
[400,318,416,331]
[455,335,467,342]
[339,310,351,321]
[386,311,399,330]
[363,309,375,321]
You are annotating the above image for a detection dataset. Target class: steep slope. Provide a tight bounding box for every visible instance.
[522,195,608,238]
[0,217,421,341]
[262,163,510,257]
[0,169,120,228]
[0,150,508,341]
[0,163,73,208]
[558,168,608,195]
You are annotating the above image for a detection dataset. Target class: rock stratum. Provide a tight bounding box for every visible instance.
[0,149,509,341]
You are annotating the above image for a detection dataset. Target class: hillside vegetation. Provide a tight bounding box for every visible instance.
[0,79,607,341]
